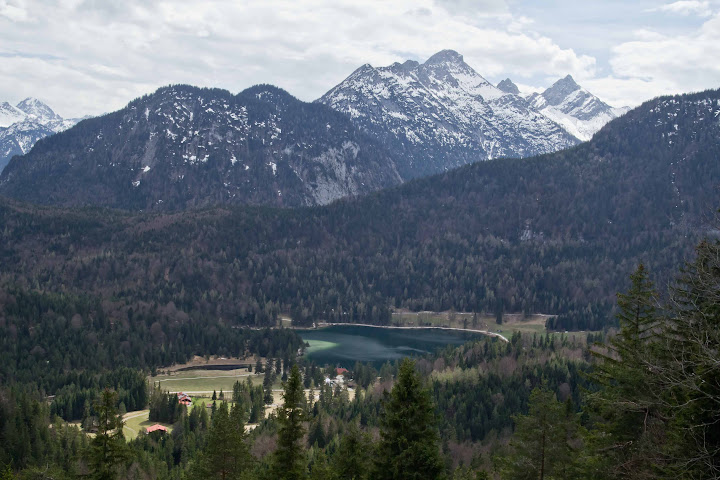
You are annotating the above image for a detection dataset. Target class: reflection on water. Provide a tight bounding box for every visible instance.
[298,325,485,366]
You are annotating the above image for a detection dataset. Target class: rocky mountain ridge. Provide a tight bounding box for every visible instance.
[526,75,629,141]
[318,50,580,179]
[0,85,401,209]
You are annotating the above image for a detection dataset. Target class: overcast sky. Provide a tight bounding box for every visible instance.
[1,0,719,118]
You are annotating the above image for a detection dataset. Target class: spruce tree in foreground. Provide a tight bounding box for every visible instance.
[373,358,444,480]
[86,388,129,480]
[333,422,372,480]
[657,239,720,478]
[272,364,307,480]
[190,401,252,479]
[498,387,583,480]
[586,264,664,478]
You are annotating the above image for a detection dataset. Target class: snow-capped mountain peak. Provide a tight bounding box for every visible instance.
[542,75,581,106]
[424,49,466,66]
[497,78,520,95]
[318,50,578,179]
[527,75,627,141]
[0,98,84,173]
[16,97,62,124]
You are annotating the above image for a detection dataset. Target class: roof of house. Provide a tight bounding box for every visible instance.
[336,367,348,375]
[146,424,168,433]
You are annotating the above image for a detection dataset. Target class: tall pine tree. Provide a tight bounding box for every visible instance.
[190,401,251,480]
[272,364,307,480]
[498,387,584,480]
[373,358,444,480]
[85,389,129,480]
[656,239,720,478]
[585,264,664,479]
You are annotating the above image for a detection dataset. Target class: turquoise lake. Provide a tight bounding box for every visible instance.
[298,325,487,366]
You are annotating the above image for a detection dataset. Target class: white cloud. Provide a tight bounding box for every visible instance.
[603,12,720,104]
[651,1,712,17]
[0,1,717,117]
[0,0,29,21]
[0,0,599,118]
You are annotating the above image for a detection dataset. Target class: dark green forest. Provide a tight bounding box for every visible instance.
[1,90,719,337]
[2,235,720,478]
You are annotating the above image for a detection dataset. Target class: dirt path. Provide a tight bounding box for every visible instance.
[122,410,149,437]
[157,373,253,382]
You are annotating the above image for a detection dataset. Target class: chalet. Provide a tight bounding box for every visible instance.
[145,424,168,434]
[177,392,192,406]
[335,367,348,376]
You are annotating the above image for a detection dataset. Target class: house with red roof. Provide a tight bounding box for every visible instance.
[145,424,168,434]
[177,392,192,406]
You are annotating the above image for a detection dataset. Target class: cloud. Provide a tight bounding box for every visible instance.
[0,0,29,21]
[605,12,720,102]
[651,1,712,17]
[0,0,599,117]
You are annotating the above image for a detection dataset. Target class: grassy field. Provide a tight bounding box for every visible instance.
[150,369,263,394]
[391,310,552,334]
[122,410,174,441]
[390,309,595,342]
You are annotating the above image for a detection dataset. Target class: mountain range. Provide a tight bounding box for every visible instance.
[318,50,579,179]
[0,50,630,209]
[318,50,627,178]
[0,98,84,173]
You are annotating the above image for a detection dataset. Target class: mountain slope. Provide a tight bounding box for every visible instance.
[0,98,81,173]
[0,102,27,127]
[318,50,579,179]
[528,75,629,141]
[1,88,718,331]
[0,85,402,209]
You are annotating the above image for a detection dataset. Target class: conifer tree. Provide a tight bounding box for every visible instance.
[373,358,444,480]
[309,449,335,480]
[333,422,371,480]
[264,359,275,405]
[497,387,582,480]
[86,388,129,480]
[585,264,663,478]
[656,240,720,477]
[272,364,307,480]
[190,401,251,480]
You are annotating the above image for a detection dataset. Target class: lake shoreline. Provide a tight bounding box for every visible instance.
[309,322,509,343]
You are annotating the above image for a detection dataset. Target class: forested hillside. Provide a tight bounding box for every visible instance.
[1,89,718,335]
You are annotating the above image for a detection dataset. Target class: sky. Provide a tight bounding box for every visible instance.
[1,0,719,118]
